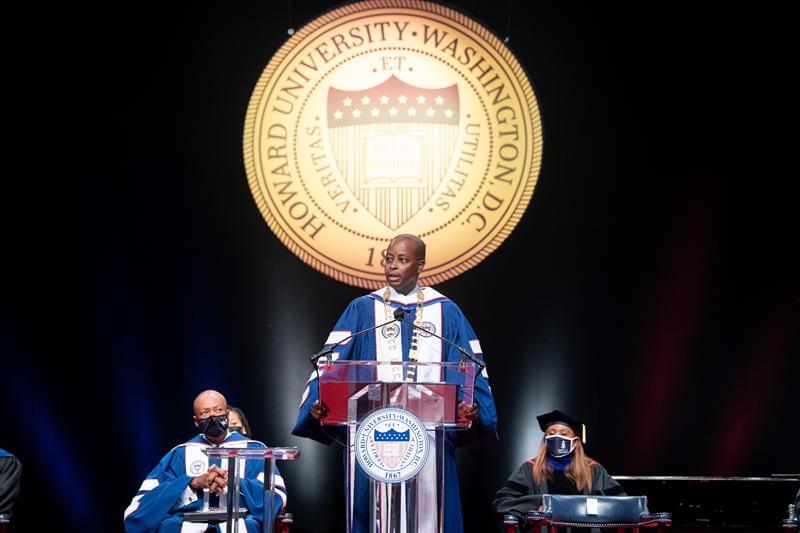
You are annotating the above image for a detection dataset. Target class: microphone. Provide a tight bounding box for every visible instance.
[393,312,486,372]
[308,316,400,365]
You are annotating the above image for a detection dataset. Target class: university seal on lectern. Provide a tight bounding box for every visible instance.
[244,0,542,288]
[355,407,429,483]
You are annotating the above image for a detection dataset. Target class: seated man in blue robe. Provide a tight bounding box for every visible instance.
[292,234,498,533]
[124,390,287,532]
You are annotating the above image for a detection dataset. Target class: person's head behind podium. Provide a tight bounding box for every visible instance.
[383,234,426,295]
[534,409,593,491]
[228,406,252,438]
[192,389,229,445]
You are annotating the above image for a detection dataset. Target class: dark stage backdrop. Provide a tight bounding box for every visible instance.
[5,2,798,532]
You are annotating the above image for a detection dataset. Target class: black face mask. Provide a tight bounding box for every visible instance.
[229,425,245,435]
[198,415,228,440]
[545,435,577,458]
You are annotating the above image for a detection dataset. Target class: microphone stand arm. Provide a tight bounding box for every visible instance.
[308,318,401,369]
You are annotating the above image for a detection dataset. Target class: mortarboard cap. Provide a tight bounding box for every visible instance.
[536,409,587,444]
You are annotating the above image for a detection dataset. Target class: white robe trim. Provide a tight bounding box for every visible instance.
[373,287,444,382]
[325,330,352,346]
[123,495,143,520]
[139,478,159,492]
[371,285,447,305]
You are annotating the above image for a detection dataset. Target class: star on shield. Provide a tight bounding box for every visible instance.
[327,76,460,229]
[373,427,411,469]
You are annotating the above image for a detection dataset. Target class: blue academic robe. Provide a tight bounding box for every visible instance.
[292,286,498,533]
[124,432,286,533]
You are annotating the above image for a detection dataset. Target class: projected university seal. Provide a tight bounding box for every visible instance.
[244,0,542,288]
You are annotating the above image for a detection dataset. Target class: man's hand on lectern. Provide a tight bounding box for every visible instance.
[310,401,329,420]
[458,401,478,422]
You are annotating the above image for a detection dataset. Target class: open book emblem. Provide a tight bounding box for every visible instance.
[373,428,411,469]
[328,76,459,229]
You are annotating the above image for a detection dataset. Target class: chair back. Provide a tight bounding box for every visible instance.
[543,494,649,523]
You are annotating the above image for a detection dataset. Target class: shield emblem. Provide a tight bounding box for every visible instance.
[372,427,410,469]
[328,76,460,229]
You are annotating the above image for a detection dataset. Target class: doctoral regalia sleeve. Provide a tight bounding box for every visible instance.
[123,447,196,533]
[445,303,499,446]
[590,463,626,495]
[0,450,22,515]
[291,298,365,444]
[492,461,543,519]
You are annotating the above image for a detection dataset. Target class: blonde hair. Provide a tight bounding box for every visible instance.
[532,437,593,492]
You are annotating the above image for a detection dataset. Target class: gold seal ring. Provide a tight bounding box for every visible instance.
[244,0,543,288]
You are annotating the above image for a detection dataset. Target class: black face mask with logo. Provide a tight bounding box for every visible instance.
[198,414,228,440]
[545,435,577,458]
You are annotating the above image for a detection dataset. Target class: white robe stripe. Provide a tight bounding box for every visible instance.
[123,494,143,520]
[139,478,159,492]
[371,285,447,305]
[300,351,341,407]
[275,487,288,508]
[325,330,352,345]
[255,471,286,488]
[299,385,310,407]
[181,523,213,533]
[217,519,248,533]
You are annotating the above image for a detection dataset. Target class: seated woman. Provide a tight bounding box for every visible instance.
[228,406,253,438]
[492,409,625,520]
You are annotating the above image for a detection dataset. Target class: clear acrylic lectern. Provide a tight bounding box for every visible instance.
[316,358,476,533]
[201,446,299,533]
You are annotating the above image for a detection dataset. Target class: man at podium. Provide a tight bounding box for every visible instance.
[292,234,498,533]
[124,390,287,532]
